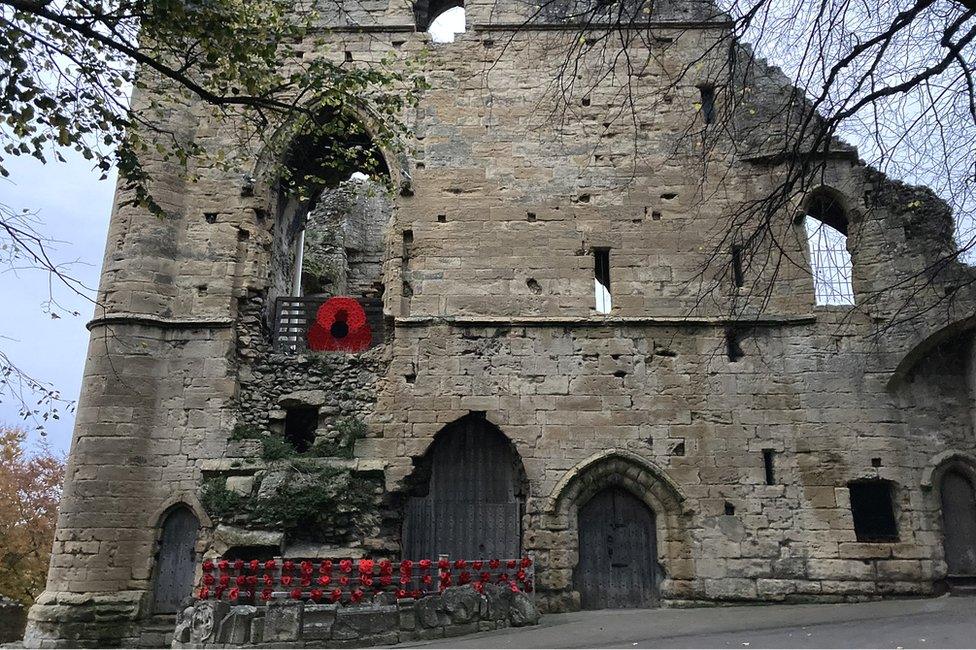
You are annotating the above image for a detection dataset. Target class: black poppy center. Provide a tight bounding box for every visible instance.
[330,310,349,338]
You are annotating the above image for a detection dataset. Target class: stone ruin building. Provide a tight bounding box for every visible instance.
[22,0,976,646]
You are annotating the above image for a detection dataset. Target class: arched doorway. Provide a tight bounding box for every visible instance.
[402,416,524,559]
[575,487,660,609]
[941,470,976,576]
[151,506,199,614]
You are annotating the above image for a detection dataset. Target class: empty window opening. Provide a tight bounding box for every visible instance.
[762,449,775,485]
[526,278,542,294]
[283,407,318,453]
[848,480,899,542]
[671,440,685,456]
[428,6,465,43]
[804,192,853,306]
[204,212,218,224]
[871,457,882,468]
[344,50,353,62]
[724,501,735,516]
[726,328,745,362]
[699,86,716,124]
[593,248,611,314]
[731,244,745,288]
[527,212,537,222]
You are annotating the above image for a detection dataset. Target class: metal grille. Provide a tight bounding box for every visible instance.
[805,217,854,305]
[273,295,385,352]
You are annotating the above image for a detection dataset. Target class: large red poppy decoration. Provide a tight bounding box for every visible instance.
[307,296,372,352]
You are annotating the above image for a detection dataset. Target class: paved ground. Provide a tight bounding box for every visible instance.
[396,595,976,648]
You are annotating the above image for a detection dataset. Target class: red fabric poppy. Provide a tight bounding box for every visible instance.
[320,559,333,573]
[307,297,372,352]
[310,588,323,602]
[228,588,240,601]
[301,561,313,575]
[235,575,246,587]
[438,559,450,570]
[202,560,214,572]
[439,572,452,587]
[361,576,374,587]
[215,587,225,600]
[520,557,532,568]
[516,569,527,581]
[418,559,432,570]
[509,582,519,593]
[330,588,343,603]
[396,589,407,599]
[479,571,490,582]
[263,574,273,586]
[218,575,230,587]
[399,560,413,573]
[358,559,374,575]
[233,559,244,571]
[411,589,423,599]
[264,560,277,570]
[507,559,517,569]
[459,571,471,584]
[339,559,353,573]
[422,574,433,585]
[203,573,215,586]
[380,575,393,587]
[339,576,350,587]
[261,588,273,602]
[489,559,500,569]
[317,575,331,586]
[281,575,293,587]
[472,560,483,570]
[290,588,302,600]
[473,581,484,593]
[301,577,311,588]
[454,559,467,569]
[351,589,365,603]
[399,576,410,585]
[283,560,295,572]
[247,575,258,587]
[498,573,509,582]
[217,560,230,572]
[198,586,210,599]
[379,560,393,575]
[249,559,260,572]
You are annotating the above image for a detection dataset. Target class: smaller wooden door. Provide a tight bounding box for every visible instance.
[575,487,660,609]
[941,470,976,576]
[152,507,199,613]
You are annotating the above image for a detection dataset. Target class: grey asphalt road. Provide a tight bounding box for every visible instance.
[395,595,976,648]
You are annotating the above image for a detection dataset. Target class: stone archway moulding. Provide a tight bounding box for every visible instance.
[149,493,213,531]
[921,450,976,491]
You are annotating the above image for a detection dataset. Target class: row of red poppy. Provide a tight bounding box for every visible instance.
[202,557,533,575]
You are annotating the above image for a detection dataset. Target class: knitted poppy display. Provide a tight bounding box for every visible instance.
[307,297,372,352]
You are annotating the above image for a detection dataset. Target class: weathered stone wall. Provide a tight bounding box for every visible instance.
[26,0,976,646]
[0,596,27,645]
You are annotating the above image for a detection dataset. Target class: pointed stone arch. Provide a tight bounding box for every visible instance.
[534,449,693,610]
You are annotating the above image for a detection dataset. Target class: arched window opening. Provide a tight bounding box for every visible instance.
[271,111,393,352]
[429,6,466,43]
[151,506,199,614]
[803,192,854,306]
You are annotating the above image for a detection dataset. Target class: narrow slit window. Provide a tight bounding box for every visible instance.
[699,86,716,124]
[762,449,775,485]
[725,327,745,362]
[594,248,611,314]
[731,244,745,288]
[848,480,899,542]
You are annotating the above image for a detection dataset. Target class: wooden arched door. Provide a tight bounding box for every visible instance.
[941,470,976,576]
[402,418,522,559]
[575,487,660,609]
[151,507,199,613]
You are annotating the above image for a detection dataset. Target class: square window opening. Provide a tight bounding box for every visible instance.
[848,480,899,542]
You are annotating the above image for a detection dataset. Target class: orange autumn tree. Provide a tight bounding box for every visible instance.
[0,425,65,605]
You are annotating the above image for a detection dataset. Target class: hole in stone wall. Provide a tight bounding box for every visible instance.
[402,281,414,298]
[726,328,745,362]
[344,51,353,62]
[762,449,775,485]
[848,480,899,542]
[527,212,537,222]
[651,211,662,221]
[872,457,882,467]
[724,501,735,515]
[699,85,716,124]
[613,370,627,378]
[283,406,318,453]
[237,229,250,241]
[671,441,685,456]
[416,162,426,170]
[204,212,218,224]
[526,278,542,294]
[582,97,591,106]
[731,244,745,288]
[660,192,678,200]
[437,214,447,223]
